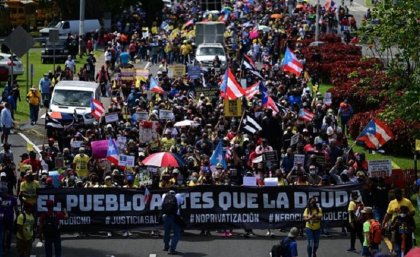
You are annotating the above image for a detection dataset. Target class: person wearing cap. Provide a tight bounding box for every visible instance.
[38,73,51,108]
[255,138,273,156]
[382,188,415,229]
[102,175,114,188]
[303,197,322,257]
[38,200,68,257]
[161,189,184,255]
[26,87,41,125]
[273,227,299,257]
[72,147,90,180]
[161,128,175,152]
[338,99,353,135]
[16,202,35,257]
[19,170,40,207]
[360,207,379,257]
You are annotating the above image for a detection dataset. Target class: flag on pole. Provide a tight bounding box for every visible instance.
[183,19,194,28]
[106,138,119,165]
[210,141,227,169]
[149,77,164,94]
[90,99,105,120]
[266,96,280,114]
[260,82,268,105]
[356,118,394,149]
[219,68,245,100]
[242,115,262,134]
[245,81,260,100]
[144,187,151,204]
[281,47,303,76]
[243,55,257,70]
[298,108,314,122]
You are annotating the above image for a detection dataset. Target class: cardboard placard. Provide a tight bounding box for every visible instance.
[263,151,278,163]
[159,110,175,120]
[293,154,305,167]
[324,92,332,105]
[195,86,220,100]
[105,113,119,123]
[70,140,83,148]
[120,68,136,81]
[139,121,159,144]
[306,151,326,166]
[135,112,149,121]
[168,64,186,78]
[264,177,278,187]
[223,99,242,117]
[290,133,300,146]
[119,154,135,167]
[368,160,392,177]
[243,176,257,186]
[188,66,201,80]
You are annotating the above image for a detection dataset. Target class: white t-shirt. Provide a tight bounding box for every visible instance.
[65,59,76,71]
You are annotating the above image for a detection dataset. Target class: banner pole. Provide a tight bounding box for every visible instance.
[236,105,246,134]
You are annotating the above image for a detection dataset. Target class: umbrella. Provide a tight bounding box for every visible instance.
[174,119,200,127]
[270,13,282,19]
[406,248,420,257]
[258,25,272,32]
[142,152,184,167]
[249,29,259,39]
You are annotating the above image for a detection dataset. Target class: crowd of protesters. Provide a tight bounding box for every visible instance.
[0,0,417,257]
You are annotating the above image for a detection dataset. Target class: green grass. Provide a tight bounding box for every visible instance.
[9,48,89,123]
[348,139,413,170]
[365,0,374,7]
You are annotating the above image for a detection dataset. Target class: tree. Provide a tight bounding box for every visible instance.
[358,0,420,121]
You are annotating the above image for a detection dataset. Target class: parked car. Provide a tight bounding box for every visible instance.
[0,53,24,79]
[41,40,69,64]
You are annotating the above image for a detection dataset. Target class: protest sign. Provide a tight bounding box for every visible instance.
[293,154,305,167]
[37,184,361,231]
[195,87,219,100]
[368,160,392,177]
[135,112,149,121]
[324,92,332,105]
[223,99,242,117]
[264,178,279,187]
[168,64,186,78]
[159,110,175,120]
[119,154,135,167]
[290,134,300,146]
[105,113,119,123]
[139,121,159,144]
[119,68,135,81]
[243,176,257,186]
[188,66,201,80]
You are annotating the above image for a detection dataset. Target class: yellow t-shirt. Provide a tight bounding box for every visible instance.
[304,207,322,230]
[386,198,415,221]
[17,212,35,240]
[160,138,175,152]
[278,178,288,186]
[73,154,90,178]
[348,200,357,223]
[27,91,41,105]
[20,181,40,205]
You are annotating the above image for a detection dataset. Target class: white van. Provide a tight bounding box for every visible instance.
[47,81,101,126]
[40,19,101,37]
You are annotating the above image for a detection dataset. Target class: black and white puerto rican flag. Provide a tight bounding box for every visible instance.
[242,115,262,134]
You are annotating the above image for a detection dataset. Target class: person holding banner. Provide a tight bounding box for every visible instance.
[303,197,322,257]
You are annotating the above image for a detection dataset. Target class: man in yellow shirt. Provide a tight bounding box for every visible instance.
[16,203,35,257]
[382,188,415,227]
[303,197,322,257]
[19,171,40,207]
[26,87,41,125]
[72,147,90,179]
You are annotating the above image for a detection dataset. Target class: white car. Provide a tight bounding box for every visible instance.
[0,53,24,78]
[195,43,227,69]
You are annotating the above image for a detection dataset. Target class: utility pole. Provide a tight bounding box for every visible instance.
[79,0,85,57]
[315,0,320,41]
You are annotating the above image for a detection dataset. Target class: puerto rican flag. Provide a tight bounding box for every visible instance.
[298,108,314,122]
[183,19,194,28]
[220,68,245,100]
[106,138,119,165]
[149,77,164,94]
[90,99,105,120]
[245,81,261,100]
[356,118,394,149]
[243,54,257,70]
[266,96,280,114]
[281,47,303,77]
[144,187,151,204]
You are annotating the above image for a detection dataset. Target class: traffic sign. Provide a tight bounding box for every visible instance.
[3,26,34,58]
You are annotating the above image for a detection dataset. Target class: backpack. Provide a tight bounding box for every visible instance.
[162,194,178,215]
[42,213,60,237]
[271,237,291,257]
[369,219,382,245]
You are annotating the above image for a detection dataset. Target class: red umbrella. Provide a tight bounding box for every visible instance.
[142,152,184,167]
[406,248,420,257]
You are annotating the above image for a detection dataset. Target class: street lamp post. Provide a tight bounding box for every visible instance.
[315,0,320,41]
